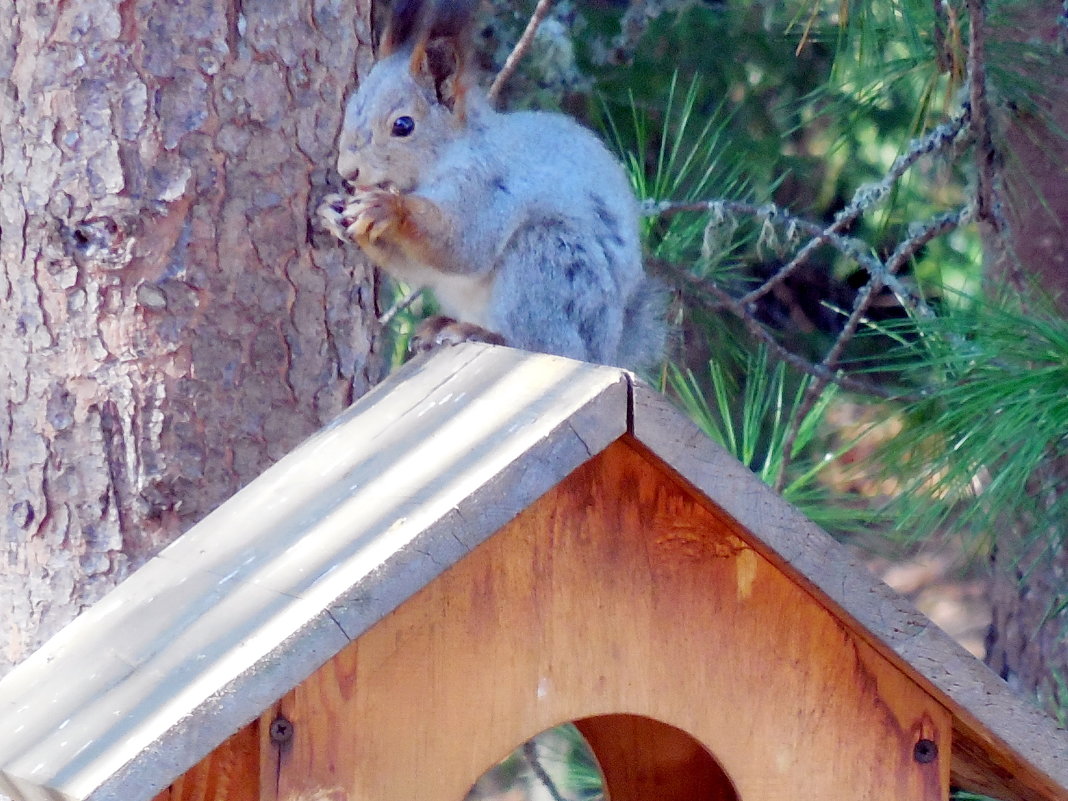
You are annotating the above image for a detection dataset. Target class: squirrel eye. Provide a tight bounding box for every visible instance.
[391,115,415,137]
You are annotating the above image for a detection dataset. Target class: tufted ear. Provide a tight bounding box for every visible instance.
[378,0,425,57]
[409,35,469,117]
[376,0,476,117]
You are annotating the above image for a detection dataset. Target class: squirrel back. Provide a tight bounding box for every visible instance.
[321,0,666,371]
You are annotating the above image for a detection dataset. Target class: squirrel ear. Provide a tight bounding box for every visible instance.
[379,0,424,57]
[409,37,468,117]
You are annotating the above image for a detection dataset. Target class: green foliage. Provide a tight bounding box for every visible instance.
[465,724,605,801]
[867,297,1068,555]
[601,73,753,280]
[537,724,605,801]
[670,346,875,534]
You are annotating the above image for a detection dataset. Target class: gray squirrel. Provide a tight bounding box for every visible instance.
[319,0,665,371]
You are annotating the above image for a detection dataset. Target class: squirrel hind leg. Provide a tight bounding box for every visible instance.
[410,315,506,354]
[488,223,629,366]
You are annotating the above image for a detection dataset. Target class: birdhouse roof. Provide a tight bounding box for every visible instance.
[1,344,1065,801]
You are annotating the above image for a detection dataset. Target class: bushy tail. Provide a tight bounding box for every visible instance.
[617,276,669,374]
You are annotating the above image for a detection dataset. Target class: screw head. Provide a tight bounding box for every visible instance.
[269,716,294,745]
[913,738,938,764]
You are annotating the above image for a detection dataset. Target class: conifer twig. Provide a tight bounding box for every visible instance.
[648,199,937,320]
[737,108,970,309]
[377,286,424,326]
[650,258,909,400]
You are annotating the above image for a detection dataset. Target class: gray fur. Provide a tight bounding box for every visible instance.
[320,4,665,371]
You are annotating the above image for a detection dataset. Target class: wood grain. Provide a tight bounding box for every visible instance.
[266,439,949,801]
[631,381,1068,801]
[9,349,1067,801]
[153,723,260,801]
[575,714,738,801]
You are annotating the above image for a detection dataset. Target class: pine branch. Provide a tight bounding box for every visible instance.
[648,199,938,320]
[653,198,972,487]
[738,108,971,310]
[604,0,688,65]
[650,257,909,400]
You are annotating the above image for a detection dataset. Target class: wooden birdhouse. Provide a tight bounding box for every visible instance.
[2,344,1067,801]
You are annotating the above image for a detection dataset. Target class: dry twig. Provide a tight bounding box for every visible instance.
[487,0,554,103]
[377,286,424,326]
[739,108,970,310]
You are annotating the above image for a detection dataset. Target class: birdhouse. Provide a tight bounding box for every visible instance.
[1,344,1066,801]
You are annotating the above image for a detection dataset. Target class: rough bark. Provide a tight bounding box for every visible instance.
[984,5,1068,310]
[986,517,1068,712]
[0,0,383,673]
[980,2,1068,712]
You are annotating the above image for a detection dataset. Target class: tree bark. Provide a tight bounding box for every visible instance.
[0,0,384,673]
[980,2,1068,712]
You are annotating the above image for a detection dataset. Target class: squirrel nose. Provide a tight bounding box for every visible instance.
[338,153,360,185]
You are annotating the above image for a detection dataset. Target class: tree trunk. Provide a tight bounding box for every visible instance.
[980,2,1068,712]
[0,0,384,673]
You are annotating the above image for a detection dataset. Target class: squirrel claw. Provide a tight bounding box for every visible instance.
[318,190,401,248]
[318,194,353,241]
[346,192,400,247]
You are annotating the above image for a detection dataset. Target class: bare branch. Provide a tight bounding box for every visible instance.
[649,198,974,426]
[650,258,910,400]
[377,286,424,326]
[738,108,971,309]
[648,198,937,320]
[521,740,566,801]
[885,205,974,276]
[655,198,970,488]
[487,0,554,104]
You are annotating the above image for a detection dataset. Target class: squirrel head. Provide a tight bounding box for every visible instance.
[337,21,472,192]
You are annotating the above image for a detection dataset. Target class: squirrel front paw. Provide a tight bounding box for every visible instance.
[319,192,351,241]
[319,189,406,251]
[410,315,506,353]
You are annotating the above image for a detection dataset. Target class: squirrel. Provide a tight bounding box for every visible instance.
[319,0,665,371]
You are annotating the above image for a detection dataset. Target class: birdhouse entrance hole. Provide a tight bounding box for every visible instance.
[465,716,737,801]
[576,715,738,801]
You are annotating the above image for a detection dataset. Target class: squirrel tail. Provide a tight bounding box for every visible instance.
[617,277,669,373]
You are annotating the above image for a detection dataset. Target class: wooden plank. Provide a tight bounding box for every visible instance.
[629,381,1068,801]
[0,345,628,801]
[270,439,950,801]
[575,715,737,801]
[163,722,260,801]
